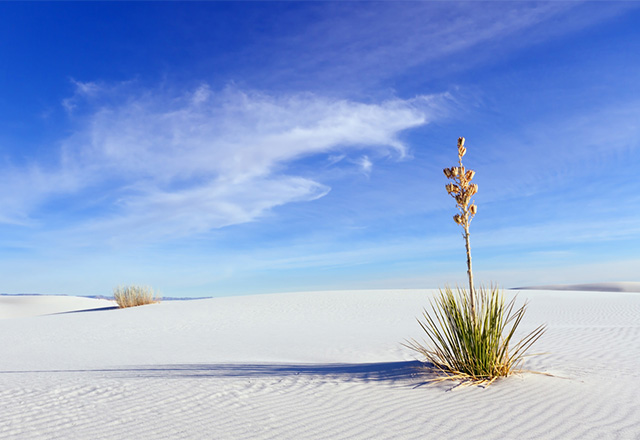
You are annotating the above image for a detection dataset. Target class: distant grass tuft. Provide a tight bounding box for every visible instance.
[113,285,160,308]
[405,285,546,386]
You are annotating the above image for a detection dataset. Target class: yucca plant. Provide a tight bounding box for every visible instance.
[406,286,546,386]
[113,285,161,308]
[407,137,545,385]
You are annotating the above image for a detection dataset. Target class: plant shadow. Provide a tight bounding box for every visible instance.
[49,306,120,315]
[115,360,442,387]
[0,361,457,389]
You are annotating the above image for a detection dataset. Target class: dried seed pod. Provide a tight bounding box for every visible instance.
[469,183,478,196]
[453,214,463,224]
[457,137,465,148]
[451,167,460,177]
[465,170,475,181]
[470,204,477,215]
[459,146,466,157]
[443,167,452,178]
[446,183,459,194]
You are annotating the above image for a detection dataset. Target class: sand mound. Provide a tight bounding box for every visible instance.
[0,295,117,320]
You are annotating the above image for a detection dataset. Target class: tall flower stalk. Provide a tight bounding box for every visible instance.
[443,137,478,315]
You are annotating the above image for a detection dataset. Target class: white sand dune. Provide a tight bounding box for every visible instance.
[0,295,117,320]
[1,286,639,439]
[514,281,640,293]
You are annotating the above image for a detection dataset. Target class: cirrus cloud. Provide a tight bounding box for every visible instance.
[2,82,452,241]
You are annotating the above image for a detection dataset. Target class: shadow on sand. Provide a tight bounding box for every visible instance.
[118,361,426,382]
[2,361,437,387]
[118,361,446,388]
[50,306,120,315]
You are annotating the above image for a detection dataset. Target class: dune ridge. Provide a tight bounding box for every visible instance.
[513,281,640,293]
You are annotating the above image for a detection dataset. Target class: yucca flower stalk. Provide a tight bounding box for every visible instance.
[443,137,478,315]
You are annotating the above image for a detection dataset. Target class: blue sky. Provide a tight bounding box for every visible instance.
[1,2,639,298]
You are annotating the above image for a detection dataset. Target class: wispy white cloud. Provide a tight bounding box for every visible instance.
[62,79,102,113]
[357,155,373,176]
[0,165,81,226]
[88,176,330,241]
[474,217,640,251]
[1,83,452,241]
[472,97,640,206]
[244,2,636,93]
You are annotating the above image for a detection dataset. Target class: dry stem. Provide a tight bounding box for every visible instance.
[444,137,477,315]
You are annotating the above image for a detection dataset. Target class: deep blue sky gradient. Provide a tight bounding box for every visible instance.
[1,2,639,297]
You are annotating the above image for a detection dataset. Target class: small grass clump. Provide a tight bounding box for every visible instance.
[113,285,160,308]
[405,285,545,386]
[407,137,545,386]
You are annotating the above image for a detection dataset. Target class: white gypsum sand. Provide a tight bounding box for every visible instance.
[0,295,117,320]
[0,285,639,439]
